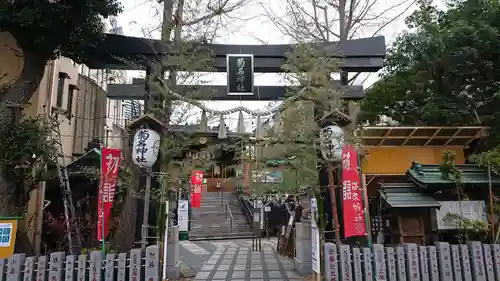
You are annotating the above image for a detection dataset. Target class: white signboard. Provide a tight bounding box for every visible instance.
[0,223,12,247]
[434,201,487,230]
[311,219,321,273]
[177,200,189,232]
[311,198,317,212]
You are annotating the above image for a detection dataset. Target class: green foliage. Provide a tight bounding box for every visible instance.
[359,0,500,129]
[444,212,488,234]
[439,150,463,185]
[0,116,55,187]
[0,0,122,60]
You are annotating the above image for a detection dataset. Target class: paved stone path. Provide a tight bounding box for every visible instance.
[179,238,301,281]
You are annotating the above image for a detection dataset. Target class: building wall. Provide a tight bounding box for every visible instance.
[361,147,465,175]
[73,75,107,155]
[0,31,110,162]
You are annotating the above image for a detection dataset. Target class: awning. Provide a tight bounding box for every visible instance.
[379,183,440,208]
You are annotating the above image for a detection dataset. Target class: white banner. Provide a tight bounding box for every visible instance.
[178,200,189,232]
[311,213,321,273]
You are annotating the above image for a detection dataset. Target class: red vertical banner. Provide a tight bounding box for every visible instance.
[341,145,367,238]
[97,147,121,241]
[191,170,203,208]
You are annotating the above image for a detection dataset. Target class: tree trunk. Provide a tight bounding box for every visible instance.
[111,140,140,252]
[0,36,48,135]
[110,173,139,252]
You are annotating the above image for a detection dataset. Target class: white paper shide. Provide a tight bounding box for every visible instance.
[320,125,344,162]
[132,128,160,168]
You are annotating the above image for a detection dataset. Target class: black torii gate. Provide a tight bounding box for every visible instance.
[83,33,386,242]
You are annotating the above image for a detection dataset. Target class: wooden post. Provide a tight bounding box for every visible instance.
[328,164,341,245]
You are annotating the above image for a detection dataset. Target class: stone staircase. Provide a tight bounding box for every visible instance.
[189,192,254,240]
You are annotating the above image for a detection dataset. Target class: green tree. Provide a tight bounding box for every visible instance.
[0,0,122,132]
[359,0,500,128]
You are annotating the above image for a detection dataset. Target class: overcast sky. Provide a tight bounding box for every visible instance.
[111,0,439,128]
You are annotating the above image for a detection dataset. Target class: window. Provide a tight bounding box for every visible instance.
[67,85,75,117]
[0,223,12,247]
[56,72,69,108]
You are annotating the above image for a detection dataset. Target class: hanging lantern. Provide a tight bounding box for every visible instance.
[319,125,344,162]
[132,128,160,168]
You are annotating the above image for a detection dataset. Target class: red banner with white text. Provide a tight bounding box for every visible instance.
[191,170,203,208]
[97,147,121,241]
[341,145,367,238]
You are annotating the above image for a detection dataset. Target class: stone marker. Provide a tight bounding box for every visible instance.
[492,244,500,281]
[460,244,473,281]
[427,246,439,281]
[372,244,387,281]
[117,253,127,281]
[404,244,420,281]
[339,245,353,281]
[324,243,339,281]
[129,249,142,281]
[145,246,160,281]
[64,255,75,281]
[37,256,48,281]
[48,253,64,281]
[352,247,362,281]
[88,251,101,281]
[483,244,495,281]
[450,245,462,281]
[436,242,453,281]
[76,255,86,281]
[385,247,397,281]
[362,248,373,281]
[418,246,429,281]
[469,241,486,281]
[24,257,35,281]
[105,253,116,281]
[0,259,5,281]
[395,246,407,281]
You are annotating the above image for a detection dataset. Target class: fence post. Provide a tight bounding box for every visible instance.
[451,245,462,281]
[36,256,48,281]
[129,248,142,281]
[469,241,486,281]
[76,254,86,281]
[372,244,386,281]
[362,248,373,281]
[338,245,352,281]
[324,243,338,281]
[24,257,35,281]
[459,245,473,281]
[436,242,452,281]
[352,247,362,281]
[492,244,500,281]
[89,251,102,281]
[145,246,160,281]
[385,247,396,281]
[404,244,419,281]
[483,244,495,281]
[395,246,406,281]
[117,253,126,281]
[64,255,75,281]
[418,246,429,281]
[7,254,25,281]
[427,246,439,281]
[48,252,64,281]
[105,253,116,281]
[0,259,5,281]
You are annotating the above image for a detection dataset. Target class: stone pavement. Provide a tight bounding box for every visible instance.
[179,238,302,281]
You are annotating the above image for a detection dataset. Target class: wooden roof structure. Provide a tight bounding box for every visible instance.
[360,126,487,147]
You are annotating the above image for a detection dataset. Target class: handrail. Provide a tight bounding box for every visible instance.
[225,201,234,232]
[240,196,253,224]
